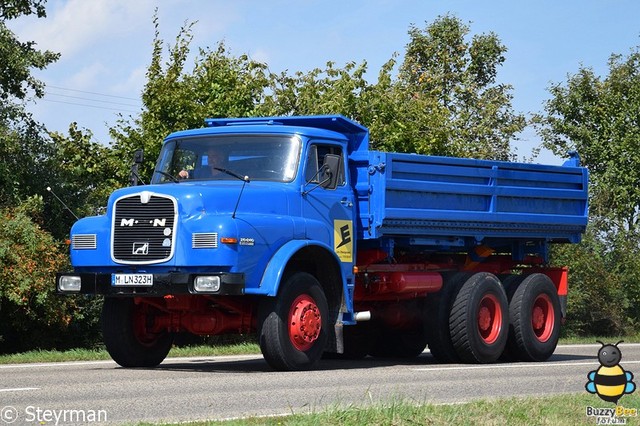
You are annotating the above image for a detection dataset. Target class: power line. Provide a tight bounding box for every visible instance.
[39,98,140,114]
[46,84,141,102]
[45,91,141,108]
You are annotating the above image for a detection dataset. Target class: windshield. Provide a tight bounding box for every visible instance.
[152,134,301,184]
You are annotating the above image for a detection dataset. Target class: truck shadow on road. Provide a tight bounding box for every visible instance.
[145,352,595,374]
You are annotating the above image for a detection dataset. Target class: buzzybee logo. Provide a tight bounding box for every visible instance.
[586,341,636,404]
[585,341,638,424]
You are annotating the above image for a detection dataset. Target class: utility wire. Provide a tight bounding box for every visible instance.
[40,98,140,114]
[45,92,140,108]
[46,84,140,101]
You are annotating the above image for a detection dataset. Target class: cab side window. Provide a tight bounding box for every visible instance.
[305,144,345,187]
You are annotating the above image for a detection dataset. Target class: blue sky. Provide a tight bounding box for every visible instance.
[9,0,640,164]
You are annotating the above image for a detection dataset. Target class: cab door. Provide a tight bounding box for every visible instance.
[301,142,354,265]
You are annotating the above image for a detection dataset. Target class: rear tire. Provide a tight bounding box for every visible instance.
[508,274,561,361]
[499,274,526,361]
[449,273,509,363]
[102,298,173,368]
[258,272,329,371]
[425,272,470,363]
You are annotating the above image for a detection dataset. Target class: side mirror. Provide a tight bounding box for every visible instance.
[133,149,144,164]
[321,154,341,190]
[129,149,144,186]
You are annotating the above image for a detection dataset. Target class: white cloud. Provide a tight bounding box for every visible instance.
[110,65,147,98]
[245,48,271,66]
[64,62,109,89]
[13,0,158,57]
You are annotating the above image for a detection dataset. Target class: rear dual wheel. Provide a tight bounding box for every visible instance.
[449,273,509,363]
[425,272,470,363]
[507,274,561,362]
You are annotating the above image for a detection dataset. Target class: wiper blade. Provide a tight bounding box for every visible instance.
[154,170,180,183]
[214,167,250,182]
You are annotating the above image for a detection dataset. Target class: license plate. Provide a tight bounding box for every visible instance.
[111,273,153,286]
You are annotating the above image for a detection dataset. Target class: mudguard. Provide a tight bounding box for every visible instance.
[252,239,346,297]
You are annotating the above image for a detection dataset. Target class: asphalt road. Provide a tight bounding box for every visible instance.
[2,344,640,424]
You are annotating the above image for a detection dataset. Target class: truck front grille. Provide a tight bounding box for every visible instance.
[112,192,177,264]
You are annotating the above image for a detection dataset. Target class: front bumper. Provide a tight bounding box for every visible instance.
[56,272,245,296]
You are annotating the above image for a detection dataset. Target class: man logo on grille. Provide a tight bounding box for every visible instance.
[132,242,149,255]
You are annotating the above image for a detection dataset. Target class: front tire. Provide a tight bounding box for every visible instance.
[258,273,329,371]
[102,298,173,368]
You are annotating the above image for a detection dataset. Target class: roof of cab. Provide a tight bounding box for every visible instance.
[165,115,370,153]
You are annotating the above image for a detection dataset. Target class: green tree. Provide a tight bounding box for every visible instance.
[44,124,122,238]
[537,46,640,336]
[111,15,270,181]
[0,1,99,353]
[386,15,525,158]
[0,0,59,210]
[0,0,58,101]
[537,48,640,232]
[550,230,631,336]
[260,15,525,159]
[0,198,80,352]
[259,60,372,119]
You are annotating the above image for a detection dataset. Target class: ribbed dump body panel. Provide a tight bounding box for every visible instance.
[354,152,588,243]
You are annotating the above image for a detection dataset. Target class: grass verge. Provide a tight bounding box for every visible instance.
[134,393,640,426]
[0,342,260,365]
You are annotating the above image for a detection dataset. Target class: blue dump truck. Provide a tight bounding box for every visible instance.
[57,115,588,371]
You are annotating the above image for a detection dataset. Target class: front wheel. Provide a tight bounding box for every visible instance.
[102,298,173,368]
[258,273,329,371]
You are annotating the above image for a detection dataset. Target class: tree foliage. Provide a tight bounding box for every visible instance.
[0,0,58,101]
[550,230,634,336]
[0,199,78,352]
[45,124,122,238]
[258,16,525,159]
[538,46,640,336]
[0,0,59,213]
[112,14,524,181]
[111,15,270,181]
[536,48,640,231]
[378,15,525,158]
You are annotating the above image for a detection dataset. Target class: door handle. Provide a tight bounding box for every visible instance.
[340,198,353,207]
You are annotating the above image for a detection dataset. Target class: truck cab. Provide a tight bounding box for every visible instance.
[59,116,365,370]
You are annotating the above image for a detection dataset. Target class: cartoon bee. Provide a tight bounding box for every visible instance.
[586,340,636,404]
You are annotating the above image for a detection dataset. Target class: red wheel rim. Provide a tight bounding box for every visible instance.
[477,293,503,344]
[531,293,554,343]
[288,294,322,351]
